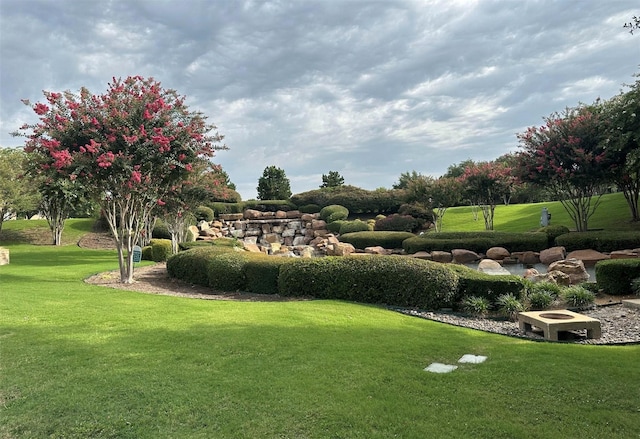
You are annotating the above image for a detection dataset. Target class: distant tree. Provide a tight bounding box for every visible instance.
[393,170,425,189]
[15,76,225,282]
[0,147,39,232]
[457,161,513,230]
[517,104,614,232]
[429,177,462,232]
[320,170,345,188]
[443,159,476,179]
[404,174,435,205]
[257,166,291,200]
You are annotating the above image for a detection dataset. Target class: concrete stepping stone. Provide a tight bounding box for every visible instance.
[458,354,487,364]
[424,363,458,373]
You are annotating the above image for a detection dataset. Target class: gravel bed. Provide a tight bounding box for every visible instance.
[396,304,640,345]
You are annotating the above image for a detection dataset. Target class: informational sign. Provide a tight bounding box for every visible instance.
[132,245,142,263]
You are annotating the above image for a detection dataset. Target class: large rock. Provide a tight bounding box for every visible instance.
[0,247,9,265]
[566,249,609,266]
[540,246,566,265]
[326,242,356,256]
[516,251,540,265]
[478,259,511,275]
[548,258,590,284]
[311,219,327,230]
[286,210,302,219]
[219,213,244,221]
[610,249,640,259]
[243,209,262,219]
[410,251,432,260]
[275,210,288,219]
[524,268,571,286]
[451,249,480,264]
[486,247,510,260]
[431,251,452,263]
[187,225,199,241]
[365,246,393,255]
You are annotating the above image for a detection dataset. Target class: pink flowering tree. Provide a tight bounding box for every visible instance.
[517,105,613,232]
[457,161,514,230]
[16,76,226,282]
[429,177,462,232]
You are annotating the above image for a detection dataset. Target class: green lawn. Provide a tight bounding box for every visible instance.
[1,243,639,438]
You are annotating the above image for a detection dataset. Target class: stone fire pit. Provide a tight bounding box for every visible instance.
[517,310,601,341]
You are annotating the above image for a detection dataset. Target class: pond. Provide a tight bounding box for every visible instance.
[465,262,597,282]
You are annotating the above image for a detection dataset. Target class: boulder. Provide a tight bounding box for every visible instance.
[610,249,640,259]
[486,246,510,260]
[219,213,243,221]
[566,249,609,266]
[540,246,566,265]
[311,219,327,230]
[301,213,317,221]
[326,242,356,257]
[478,259,511,275]
[243,243,263,253]
[286,210,302,219]
[0,247,9,265]
[263,233,280,244]
[410,251,432,260]
[365,246,393,255]
[275,210,288,219]
[187,226,200,241]
[243,209,262,219]
[517,251,540,265]
[198,220,210,231]
[548,258,590,284]
[451,249,480,264]
[431,251,452,263]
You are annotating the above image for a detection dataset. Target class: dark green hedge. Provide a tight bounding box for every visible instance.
[150,238,173,262]
[537,225,571,248]
[403,231,548,254]
[555,231,640,252]
[195,206,215,222]
[290,186,404,214]
[448,265,526,304]
[207,252,249,292]
[209,202,244,216]
[244,257,293,294]
[152,222,171,239]
[319,204,349,223]
[243,199,297,212]
[167,246,235,286]
[595,258,640,295]
[338,220,371,234]
[339,231,415,249]
[277,256,459,309]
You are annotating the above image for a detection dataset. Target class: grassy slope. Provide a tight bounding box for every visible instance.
[1,244,639,438]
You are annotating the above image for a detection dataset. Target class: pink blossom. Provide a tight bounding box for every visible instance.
[157,199,166,206]
[130,170,142,184]
[34,103,49,115]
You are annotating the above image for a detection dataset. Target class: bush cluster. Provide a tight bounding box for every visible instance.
[299,204,321,214]
[338,231,415,250]
[166,246,237,286]
[150,238,173,262]
[338,219,372,235]
[537,225,571,248]
[243,200,297,212]
[555,231,640,252]
[402,231,548,254]
[152,221,171,239]
[278,256,459,309]
[374,214,422,233]
[448,264,526,304]
[209,202,244,216]
[195,206,215,222]
[290,186,404,214]
[595,258,640,295]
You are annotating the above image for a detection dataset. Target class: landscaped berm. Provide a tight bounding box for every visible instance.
[1,212,639,439]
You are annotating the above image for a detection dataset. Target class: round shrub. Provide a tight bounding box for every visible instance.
[150,238,172,262]
[141,245,153,261]
[339,219,371,235]
[537,225,570,247]
[278,256,459,310]
[319,204,349,223]
[398,203,433,222]
[195,205,215,222]
[207,252,249,292]
[152,222,171,239]
[167,246,236,286]
[326,220,346,234]
[375,214,421,233]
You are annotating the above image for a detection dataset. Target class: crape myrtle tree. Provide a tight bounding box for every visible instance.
[457,161,514,230]
[0,147,39,232]
[517,105,614,232]
[429,177,462,232]
[601,75,640,221]
[16,76,225,282]
[257,165,291,200]
[320,170,345,188]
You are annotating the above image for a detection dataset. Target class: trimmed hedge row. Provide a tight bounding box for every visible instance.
[595,258,640,296]
[555,231,640,252]
[402,231,549,254]
[339,231,415,249]
[278,256,459,309]
[448,265,526,303]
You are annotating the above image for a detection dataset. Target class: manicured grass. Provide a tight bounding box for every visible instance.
[0,217,96,245]
[441,192,640,232]
[1,244,639,438]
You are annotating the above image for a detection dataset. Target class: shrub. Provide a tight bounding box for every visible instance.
[402,231,548,254]
[496,293,525,321]
[326,220,346,234]
[278,256,460,309]
[207,252,248,292]
[375,214,421,233]
[178,238,241,251]
[244,199,296,212]
[555,231,640,252]
[338,231,415,250]
[150,238,173,262]
[299,204,321,214]
[244,256,293,295]
[290,186,403,214]
[209,202,244,216]
[527,291,554,311]
[319,204,349,223]
[595,258,640,295]
[141,245,153,261]
[167,246,235,286]
[561,285,595,309]
[398,203,434,222]
[448,264,526,304]
[461,296,491,317]
[195,206,215,222]
[528,281,562,298]
[632,277,640,296]
[339,220,371,234]
[537,225,570,247]
[152,222,171,239]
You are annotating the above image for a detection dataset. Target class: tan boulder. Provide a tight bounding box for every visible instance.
[540,246,566,265]
[486,247,510,260]
[478,259,511,275]
[566,249,609,266]
[431,251,453,263]
[219,213,243,221]
[275,210,288,219]
[548,258,590,284]
[365,246,393,255]
[243,243,263,253]
[326,242,356,256]
[451,249,480,264]
[515,251,540,265]
[243,209,262,219]
[187,226,199,241]
[610,249,640,259]
[301,213,317,221]
[311,219,327,230]
[0,247,9,265]
[410,251,432,260]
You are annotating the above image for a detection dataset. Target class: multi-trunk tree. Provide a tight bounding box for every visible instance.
[517,104,614,232]
[16,76,226,282]
[0,147,39,233]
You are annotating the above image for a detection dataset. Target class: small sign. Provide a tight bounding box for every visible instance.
[132,245,142,263]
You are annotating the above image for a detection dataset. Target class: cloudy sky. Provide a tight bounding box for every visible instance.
[0,0,638,200]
